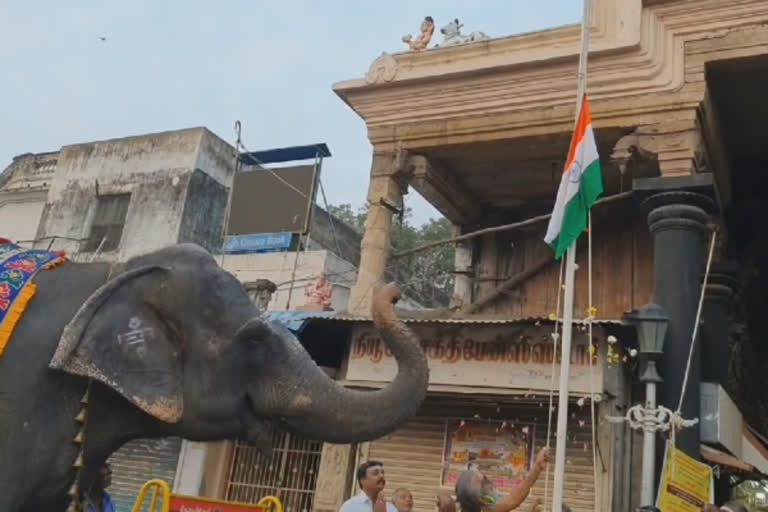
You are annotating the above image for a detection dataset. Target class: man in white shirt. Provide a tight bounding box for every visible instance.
[339,461,398,512]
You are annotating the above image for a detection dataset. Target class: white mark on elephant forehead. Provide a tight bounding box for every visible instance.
[128,316,142,330]
[117,327,155,359]
[117,327,153,346]
[291,394,312,407]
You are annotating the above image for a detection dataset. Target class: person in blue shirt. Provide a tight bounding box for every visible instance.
[85,463,117,512]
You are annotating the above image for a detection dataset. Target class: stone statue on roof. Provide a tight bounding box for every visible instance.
[438,18,490,47]
[402,16,435,51]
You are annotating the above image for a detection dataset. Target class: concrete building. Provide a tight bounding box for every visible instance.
[0,128,364,511]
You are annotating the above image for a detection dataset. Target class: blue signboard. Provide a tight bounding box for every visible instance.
[223,232,293,254]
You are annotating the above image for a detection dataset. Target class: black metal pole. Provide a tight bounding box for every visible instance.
[643,190,714,460]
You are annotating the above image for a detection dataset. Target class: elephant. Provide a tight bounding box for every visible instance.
[0,243,429,512]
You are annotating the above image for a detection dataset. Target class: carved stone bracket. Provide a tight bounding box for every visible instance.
[612,120,709,181]
[404,154,483,224]
[365,52,399,85]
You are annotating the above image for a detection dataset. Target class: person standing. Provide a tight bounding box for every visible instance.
[340,461,398,512]
[85,463,117,512]
[392,488,414,512]
[437,447,551,512]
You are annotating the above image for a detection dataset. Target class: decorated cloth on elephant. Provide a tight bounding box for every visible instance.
[0,241,67,357]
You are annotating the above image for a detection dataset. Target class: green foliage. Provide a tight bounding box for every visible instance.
[328,203,456,308]
[731,478,768,510]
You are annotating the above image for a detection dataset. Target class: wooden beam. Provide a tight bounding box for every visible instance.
[392,190,633,259]
[407,154,483,225]
[463,256,554,314]
[700,444,754,473]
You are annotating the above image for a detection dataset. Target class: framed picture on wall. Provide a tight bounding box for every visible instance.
[440,419,535,494]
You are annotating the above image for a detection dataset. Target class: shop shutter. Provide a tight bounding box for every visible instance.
[107,437,182,512]
[363,395,596,512]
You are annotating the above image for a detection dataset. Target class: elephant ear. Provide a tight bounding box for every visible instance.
[49,265,184,423]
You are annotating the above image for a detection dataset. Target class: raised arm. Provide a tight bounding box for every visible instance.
[488,447,550,512]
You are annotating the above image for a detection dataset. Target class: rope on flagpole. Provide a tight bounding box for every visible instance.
[544,256,566,506]
[587,211,599,509]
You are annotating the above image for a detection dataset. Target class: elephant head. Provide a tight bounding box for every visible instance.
[48,243,429,445]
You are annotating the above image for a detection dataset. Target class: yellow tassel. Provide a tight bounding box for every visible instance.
[68,482,79,497]
[66,502,78,512]
[0,253,67,360]
[80,392,89,405]
[73,453,83,468]
[0,282,37,358]
[73,430,84,444]
[43,256,67,270]
[75,408,86,423]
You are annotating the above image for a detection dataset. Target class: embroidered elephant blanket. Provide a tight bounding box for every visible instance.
[0,241,67,357]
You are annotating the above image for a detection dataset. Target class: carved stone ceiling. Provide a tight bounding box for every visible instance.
[708,53,768,245]
[416,126,636,210]
[708,55,768,162]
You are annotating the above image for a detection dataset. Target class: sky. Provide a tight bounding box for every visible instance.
[0,1,582,225]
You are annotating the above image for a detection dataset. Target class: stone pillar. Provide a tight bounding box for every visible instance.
[313,444,355,512]
[643,190,714,459]
[348,152,405,316]
[701,262,739,385]
[451,226,473,309]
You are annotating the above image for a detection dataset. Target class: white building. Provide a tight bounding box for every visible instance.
[0,127,362,510]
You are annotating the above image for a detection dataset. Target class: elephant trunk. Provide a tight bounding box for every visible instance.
[274,283,429,443]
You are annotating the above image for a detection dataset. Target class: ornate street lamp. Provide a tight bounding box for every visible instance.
[634,302,669,383]
[608,303,695,507]
[632,303,669,507]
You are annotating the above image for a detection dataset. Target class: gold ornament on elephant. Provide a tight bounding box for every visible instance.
[66,379,92,512]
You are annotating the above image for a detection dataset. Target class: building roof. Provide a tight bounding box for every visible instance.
[263,309,625,333]
[263,310,338,332]
[239,143,331,165]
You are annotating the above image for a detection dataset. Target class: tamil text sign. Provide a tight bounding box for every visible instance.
[345,323,603,394]
[170,494,265,512]
[656,445,714,511]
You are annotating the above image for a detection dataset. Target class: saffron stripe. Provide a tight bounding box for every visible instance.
[543,94,603,259]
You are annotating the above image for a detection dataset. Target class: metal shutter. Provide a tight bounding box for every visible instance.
[107,437,182,511]
[364,395,596,512]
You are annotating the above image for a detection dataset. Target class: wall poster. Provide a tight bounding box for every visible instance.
[441,419,535,494]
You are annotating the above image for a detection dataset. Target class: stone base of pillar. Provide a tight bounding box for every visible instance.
[313,444,355,512]
[702,262,739,385]
[347,283,376,317]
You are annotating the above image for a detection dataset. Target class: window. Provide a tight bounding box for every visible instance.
[83,193,131,253]
[226,426,323,512]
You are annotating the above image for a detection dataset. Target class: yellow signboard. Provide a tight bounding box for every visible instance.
[656,444,714,511]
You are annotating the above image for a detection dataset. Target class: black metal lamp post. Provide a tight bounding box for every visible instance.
[608,303,682,508]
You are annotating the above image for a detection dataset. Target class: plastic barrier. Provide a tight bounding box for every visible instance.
[131,478,283,512]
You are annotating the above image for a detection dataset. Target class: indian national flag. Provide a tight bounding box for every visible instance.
[544,94,604,259]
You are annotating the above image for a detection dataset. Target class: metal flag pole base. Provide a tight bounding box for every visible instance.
[606,387,699,507]
[551,243,577,512]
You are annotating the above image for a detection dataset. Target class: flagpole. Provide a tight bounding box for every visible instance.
[551,1,592,511]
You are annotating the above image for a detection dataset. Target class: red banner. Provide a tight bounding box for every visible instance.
[169,495,265,512]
